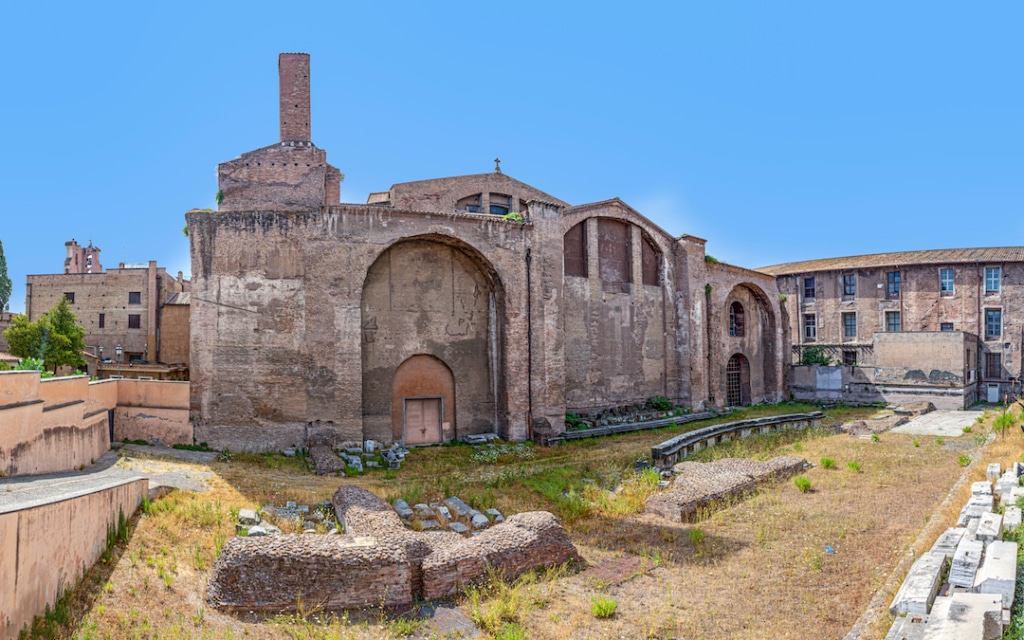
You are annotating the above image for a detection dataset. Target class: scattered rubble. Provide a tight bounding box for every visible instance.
[644,456,809,522]
[303,436,409,475]
[393,495,506,536]
[885,457,1023,638]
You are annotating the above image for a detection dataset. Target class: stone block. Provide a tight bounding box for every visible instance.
[889,551,946,616]
[1004,506,1022,531]
[448,522,469,534]
[485,508,504,523]
[972,481,993,496]
[445,496,472,519]
[950,538,984,588]
[976,512,1003,543]
[471,513,489,529]
[974,540,1018,609]
[414,503,433,518]
[987,463,1002,484]
[924,593,1003,640]
[929,527,966,561]
[883,613,927,640]
[238,508,260,526]
[393,499,414,520]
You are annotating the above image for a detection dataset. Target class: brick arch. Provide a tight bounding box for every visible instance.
[717,283,778,405]
[360,235,507,443]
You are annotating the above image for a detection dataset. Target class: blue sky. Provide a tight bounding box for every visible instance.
[2,2,1021,312]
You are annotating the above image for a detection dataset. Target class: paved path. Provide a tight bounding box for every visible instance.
[0,460,142,514]
[891,410,984,437]
[0,448,215,513]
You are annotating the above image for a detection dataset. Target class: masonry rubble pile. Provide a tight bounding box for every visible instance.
[207,485,579,612]
[392,496,504,535]
[233,501,341,536]
[644,456,810,522]
[304,429,408,475]
[885,461,1023,639]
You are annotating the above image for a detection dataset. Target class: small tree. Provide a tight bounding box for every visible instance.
[994,408,1016,440]
[3,313,47,360]
[42,298,85,373]
[0,240,11,312]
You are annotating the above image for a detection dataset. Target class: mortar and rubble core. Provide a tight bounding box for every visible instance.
[644,455,810,522]
[206,485,580,613]
[884,461,1023,639]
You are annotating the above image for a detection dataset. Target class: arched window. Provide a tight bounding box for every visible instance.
[563,221,587,277]
[729,301,745,337]
[456,193,482,213]
[641,234,661,286]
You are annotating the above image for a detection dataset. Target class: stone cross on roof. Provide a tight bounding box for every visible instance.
[494,157,502,174]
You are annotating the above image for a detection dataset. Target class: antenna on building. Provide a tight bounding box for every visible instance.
[494,157,502,174]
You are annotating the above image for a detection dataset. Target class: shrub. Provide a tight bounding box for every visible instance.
[870,433,880,443]
[963,425,973,433]
[819,457,836,470]
[958,454,971,467]
[800,346,832,366]
[794,476,812,493]
[847,461,862,473]
[912,438,920,448]
[648,395,675,412]
[495,624,526,640]
[591,595,618,619]
[994,410,1017,439]
[501,212,525,223]
[688,527,705,546]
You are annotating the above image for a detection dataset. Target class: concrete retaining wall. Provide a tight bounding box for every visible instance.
[790,365,976,410]
[0,477,147,640]
[0,372,193,477]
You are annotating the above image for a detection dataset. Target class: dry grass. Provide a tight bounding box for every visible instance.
[24,402,1009,640]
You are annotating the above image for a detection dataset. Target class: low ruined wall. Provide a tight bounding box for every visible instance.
[0,477,146,640]
[207,486,579,613]
[651,412,822,468]
[0,373,193,477]
[789,365,973,410]
[114,380,190,445]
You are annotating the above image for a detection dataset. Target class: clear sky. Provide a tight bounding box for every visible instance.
[2,2,1021,312]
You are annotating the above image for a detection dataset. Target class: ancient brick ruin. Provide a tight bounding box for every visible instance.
[206,486,579,612]
[187,54,786,451]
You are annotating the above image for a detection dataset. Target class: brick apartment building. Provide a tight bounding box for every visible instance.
[25,246,191,378]
[763,248,1024,402]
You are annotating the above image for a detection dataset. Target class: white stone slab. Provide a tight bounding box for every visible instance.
[960,495,995,525]
[885,613,928,640]
[988,463,1003,484]
[931,527,967,560]
[996,472,1019,495]
[972,481,994,496]
[921,593,1003,640]
[890,551,947,616]
[976,512,1003,543]
[1004,506,1022,531]
[974,540,1018,609]
[950,538,984,588]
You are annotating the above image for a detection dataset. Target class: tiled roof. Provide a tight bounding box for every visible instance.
[758,247,1024,276]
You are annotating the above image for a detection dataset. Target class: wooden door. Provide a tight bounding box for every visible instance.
[404,398,442,445]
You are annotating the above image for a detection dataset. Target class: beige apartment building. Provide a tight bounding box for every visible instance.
[25,248,191,378]
[763,248,1024,402]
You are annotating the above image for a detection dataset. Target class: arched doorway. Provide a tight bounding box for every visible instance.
[392,354,455,445]
[726,353,751,406]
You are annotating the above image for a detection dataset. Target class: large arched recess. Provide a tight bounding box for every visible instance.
[719,283,778,405]
[360,234,507,444]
